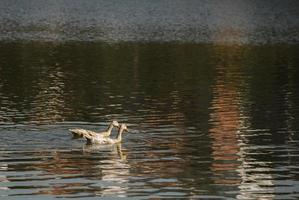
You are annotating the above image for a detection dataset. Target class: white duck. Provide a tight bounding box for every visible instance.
[69,120,119,138]
[83,124,128,144]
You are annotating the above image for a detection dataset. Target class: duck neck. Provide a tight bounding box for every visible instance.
[106,123,114,133]
[116,128,124,142]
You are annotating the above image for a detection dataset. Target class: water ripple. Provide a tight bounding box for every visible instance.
[0,38,299,199]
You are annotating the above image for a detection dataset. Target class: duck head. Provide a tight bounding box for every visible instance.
[120,124,128,133]
[112,120,120,128]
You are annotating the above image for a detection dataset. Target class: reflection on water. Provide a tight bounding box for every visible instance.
[0,42,299,199]
[27,143,130,197]
[209,44,245,186]
[208,44,299,199]
[84,143,129,197]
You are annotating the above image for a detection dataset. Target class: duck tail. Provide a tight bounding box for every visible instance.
[69,129,85,137]
[82,132,96,144]
[69,129,96,143]
[82,132,91,139]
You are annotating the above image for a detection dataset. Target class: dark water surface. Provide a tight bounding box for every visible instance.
[1,42,299,199]
[1,1,299,199]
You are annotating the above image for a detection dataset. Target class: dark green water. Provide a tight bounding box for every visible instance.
[1,42,299,199]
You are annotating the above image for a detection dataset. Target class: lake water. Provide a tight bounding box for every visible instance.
[1,1,299,199]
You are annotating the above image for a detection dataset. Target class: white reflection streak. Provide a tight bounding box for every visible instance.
[0,163,9,191]
[237,115,275,200]
[84,143,129,197]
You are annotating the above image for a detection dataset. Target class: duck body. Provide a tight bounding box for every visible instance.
[69,120,119,138]
[69,128,99,138]
[83,124,128,145]
[86,136,118,145]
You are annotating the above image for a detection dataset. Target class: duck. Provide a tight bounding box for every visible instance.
[83,124,128,144]
[69,120,120,138]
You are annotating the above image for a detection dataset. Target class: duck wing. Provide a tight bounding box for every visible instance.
[98,131,110,137]
[69,129,97,138]
[69,129,110,144]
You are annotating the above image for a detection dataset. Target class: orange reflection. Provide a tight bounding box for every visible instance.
[209,44,245,185]
[209,44,278,199]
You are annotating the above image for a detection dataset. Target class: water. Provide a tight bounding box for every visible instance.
[1,0,299,43]
[1,1,299,200]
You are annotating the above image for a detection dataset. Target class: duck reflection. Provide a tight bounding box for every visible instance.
[83,142,127,161]
[23,143,130,197]
[84,143,129,197]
